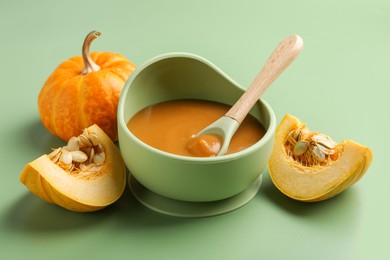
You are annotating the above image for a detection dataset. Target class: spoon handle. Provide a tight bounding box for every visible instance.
[225,34,304,124]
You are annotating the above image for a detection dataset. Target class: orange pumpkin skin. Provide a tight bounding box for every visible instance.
[38,39,136,142]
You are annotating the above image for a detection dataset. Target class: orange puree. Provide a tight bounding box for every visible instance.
[187,134,222,157]
[127,99,266,157]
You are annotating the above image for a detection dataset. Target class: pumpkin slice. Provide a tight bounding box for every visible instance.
[268,114,373,202]
[20,124,126,212]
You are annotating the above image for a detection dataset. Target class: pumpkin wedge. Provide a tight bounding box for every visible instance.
[268,114,373,202]
[20,124,126,212]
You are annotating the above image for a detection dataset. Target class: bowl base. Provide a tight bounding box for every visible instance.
[128,174,262,218]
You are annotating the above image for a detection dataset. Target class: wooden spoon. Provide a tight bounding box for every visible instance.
[192,35,304,156]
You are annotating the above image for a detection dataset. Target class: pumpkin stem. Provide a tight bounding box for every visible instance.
[81,31,101,74]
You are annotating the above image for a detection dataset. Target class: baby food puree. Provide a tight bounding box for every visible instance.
[127,99,266,157]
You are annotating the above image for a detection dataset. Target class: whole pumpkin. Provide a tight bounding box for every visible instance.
[38,31,136,141]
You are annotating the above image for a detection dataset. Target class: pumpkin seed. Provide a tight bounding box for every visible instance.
[60,150,72,165]
[311,145,326,162]
[89,148,95,164]
[78,134,91,148]
[89,133,100,146]
[312,134,337,149]
[65,137,79,151]
[316,143,335,155]
[293,140,309,156]
[94,152,105,164]
[70,150,88,163]
[48,148,61,163]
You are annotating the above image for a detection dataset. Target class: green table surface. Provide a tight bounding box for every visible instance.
[1,0,389,259]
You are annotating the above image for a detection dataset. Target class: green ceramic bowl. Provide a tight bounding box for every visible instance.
[117,53,276,202]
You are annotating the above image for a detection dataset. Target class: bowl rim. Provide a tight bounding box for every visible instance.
[117,52,276,163]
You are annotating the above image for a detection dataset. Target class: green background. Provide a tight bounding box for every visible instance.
[1,0,388,259]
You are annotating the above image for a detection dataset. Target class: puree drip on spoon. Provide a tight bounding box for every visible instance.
[186,134,222,157]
